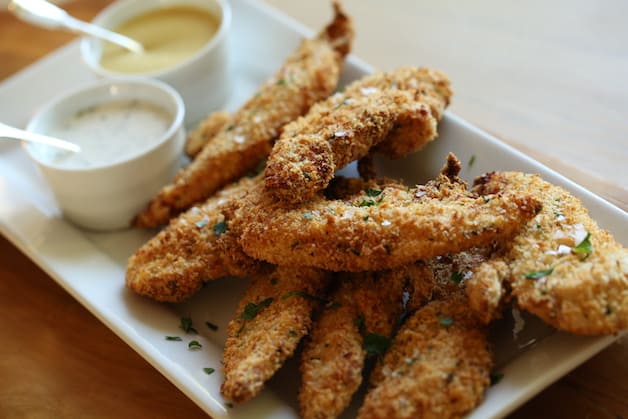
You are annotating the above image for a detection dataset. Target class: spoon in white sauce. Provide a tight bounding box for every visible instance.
[8,0,144,54]
[0,122,80,153]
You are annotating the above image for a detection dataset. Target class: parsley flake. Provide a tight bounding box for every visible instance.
[282,290,327,304]
[165,336,182,341]
[468,154,476,168]
[205,321,219,331]
[203,367,215,375]
[241,297,273,320]
[525,268,554,280]
[359,199,376,207]
[450,271,464,285]
[363,333,391,357]
[213,221,228,235]
[490,372,504,385]
[572,232,592,256]
[439,317,454,328]
[180,316,198,334]
[365,188,382,197]
[277,78,287,86]
[188,340,202,350]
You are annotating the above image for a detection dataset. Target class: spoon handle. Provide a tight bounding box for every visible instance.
[63,15,144,54]
[9,0,144,54]
[0,122,80,153]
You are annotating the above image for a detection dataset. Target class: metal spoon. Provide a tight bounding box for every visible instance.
[8,0,144,54]
[0,122,80,153]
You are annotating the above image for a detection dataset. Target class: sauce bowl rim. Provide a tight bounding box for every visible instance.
[24,78,185,173]
[79,0,232,79]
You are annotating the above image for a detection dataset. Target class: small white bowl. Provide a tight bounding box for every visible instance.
[25,79,185,231]
[80,0,231,126]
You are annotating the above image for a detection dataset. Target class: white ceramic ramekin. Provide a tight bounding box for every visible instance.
[25,79,185,231]
[80,0,231,126]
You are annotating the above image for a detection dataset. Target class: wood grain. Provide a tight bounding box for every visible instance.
[0,1,626,418]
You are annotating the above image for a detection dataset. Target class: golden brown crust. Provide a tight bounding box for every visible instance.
[236,159,539,272]
[125,176,263,302]
[298,280,363,419]
[133,4,354,228]
[299,264,420,419]
[264,67,452,204]
[360,294,492,419]
[184,110,231,158]
[221,266,331,403]
[468,171,628,335]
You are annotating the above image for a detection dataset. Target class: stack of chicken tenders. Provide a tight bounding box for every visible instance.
[126,3,628,418]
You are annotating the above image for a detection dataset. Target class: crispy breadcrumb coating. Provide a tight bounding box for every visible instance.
[236,154,540,271]
[265,67,452,204]
[299,265,420,419]
[125,176,263,302]
[133,3,354,228]
[360,293,492,419]
[185,111,231,158]
[221,266,331,403]
[467,171,628,335]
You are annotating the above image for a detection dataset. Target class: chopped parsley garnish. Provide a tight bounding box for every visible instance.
[226,124,235,131]
[439,317,454,328]
[363,333,391,357]
[288,330,299,337]
[225,402,234,408]
[364,188,382,197]
[282,290,327,304]
[165,336,182,341]
[205,321,219,331]
[213,221,228,235]
[188,340,202,350]
[303,212,313,220]
[241,297,274,320]
[359,199,376,207]
[572,232,592,256]
[490,372,504,385]
[180,316,197,334]
[450,271,464,285]
[203,367,215,375]
[276,78,287,86]
[195,219,209,228]
[468,154,476,168]
[363,215,370,221]
[525,268,554,279]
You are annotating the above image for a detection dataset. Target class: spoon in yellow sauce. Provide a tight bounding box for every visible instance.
[8,0,144,54]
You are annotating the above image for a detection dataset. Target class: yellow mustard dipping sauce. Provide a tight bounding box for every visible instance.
[100,6,220,74]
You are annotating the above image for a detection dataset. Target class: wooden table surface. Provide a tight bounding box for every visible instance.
[0,1,626,418]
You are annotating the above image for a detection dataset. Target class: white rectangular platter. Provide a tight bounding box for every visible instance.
[0,0,626,418]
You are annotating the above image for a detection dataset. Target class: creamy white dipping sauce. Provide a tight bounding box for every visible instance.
[40,100,172,169]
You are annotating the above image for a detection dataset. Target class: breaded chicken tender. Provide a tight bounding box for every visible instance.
[134,3,354,228]
[299,264,425,419]
[185,110,230,158]
[466,171,628,335]
[265,67,452,204]
[221,266,331,403]
[126,176,263,302]
[359,293,492,419]
[236,154,540,272]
